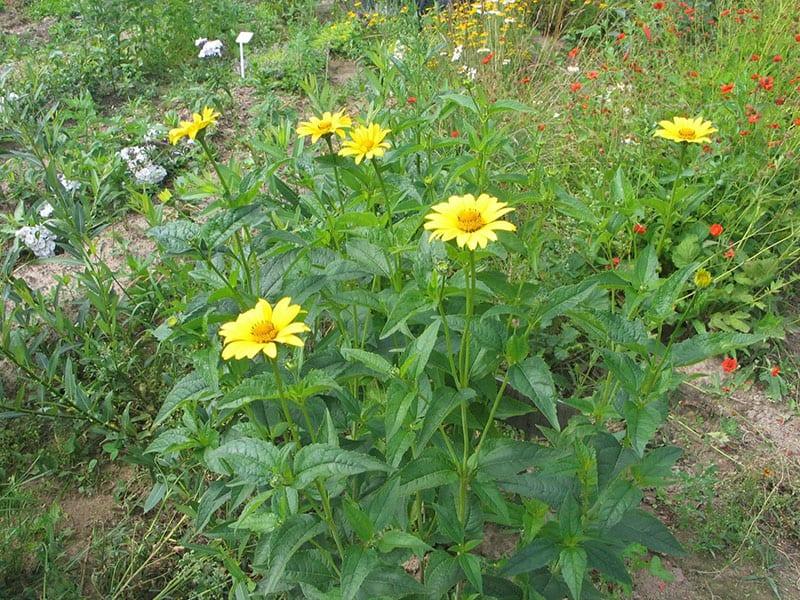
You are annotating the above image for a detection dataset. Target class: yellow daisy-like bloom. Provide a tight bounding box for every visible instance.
[653,116,717,144]
[338,123,391,164]
[424,193,516,250]
[694,268,712,288]
[219,297,310,361]
[296,111,352,143]
[168,107,221,145]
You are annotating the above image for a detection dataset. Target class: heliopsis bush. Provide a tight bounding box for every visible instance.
[1,0,799,597]
[134,38,781,594]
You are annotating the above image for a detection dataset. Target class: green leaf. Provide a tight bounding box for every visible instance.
[196,481,231,531]
[508,357,560,430]
[559,547,587,600]
[671,235,701,268]
[145,427,194,455]
[584,541,631,586]
[423,551,461,598]
[147,220,200,254]
[143,482,167,513]
[608,509,685,556]
[502,538,558,576]
[155,370,213,427]
[440,92,479,114]
[670,332,766,367]
[346,239,392,277]
[293,444,389,489]
[589,480,642,529]
[601,351,645,394]
[458,553,483,594]
[341,348,394,378]
[399,450,459,495]
[647,265,694,323]
[260,514,327,593]
[489,99,535,114]
[623,397,668,456]
[234,512,280,533]
[418,387,465,451]
[343,497,374,543]
[400,320,440,380]
[376,530,431,556]
[341,547,379,600]
[205,437,279,480]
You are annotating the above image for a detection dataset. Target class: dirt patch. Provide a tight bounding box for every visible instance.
[328,58,358,87]
[10,213,155,300]
[0,1,55,45]
[478,523,519,561]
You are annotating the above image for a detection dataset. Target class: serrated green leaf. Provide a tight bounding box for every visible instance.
[293,444,389,489]
[508,357,560,430]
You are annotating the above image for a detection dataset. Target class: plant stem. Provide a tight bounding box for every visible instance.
[271,359,299,443]
[198,136,233,202]
[372,160,401,291]
[656,143,688,256]
[325,136,345,212]
[473,369,510,459]
[456,252,477,525]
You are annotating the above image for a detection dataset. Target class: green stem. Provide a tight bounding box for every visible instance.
[316,481,345,561]
[198,136,233,202]
[300,401,317,443]
[437,273,460,384]
[656,143,688,256]
[456,252,477,525]
[373,161,401,291]
[271,359,299,443]
[325,136,345,212]
[473,369,510,459]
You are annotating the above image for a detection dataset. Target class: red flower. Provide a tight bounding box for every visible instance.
[633,223,647,235]
[642,23,652,42]
[724,247,735,259]
[775,97,785,106]
[519,76,531,84]
[759,76,774,91]
[653,1,665,8]
[407,96,417,105]
[721,8,731,17]
[768,122,780,130]
[748,113,761,124]
[720,82,734,95]
[794,118,800,127]
[795,34,800,42]
[450,130,459,138]
[750,53,760,61]
[722,357,739,373]
[616,33,626,41]
[688,70,699,78]
[587,70,599,79]
[570,82,582,92]
[739,130,750,136]
[771,366,781,377]
[709,223,724,237]
[482,52,494,65]
[612,256,620,267]
[567,47,580,59]
[773,54,782,62]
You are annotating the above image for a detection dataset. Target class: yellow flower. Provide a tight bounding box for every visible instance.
[157,189,172,202]
[694,268,712,288]
[338,123,391,164]
[219,297,310,361]
[424,193,516,250]
[297,111,352,144]
[168,107,220,145]
[653,116,717,144]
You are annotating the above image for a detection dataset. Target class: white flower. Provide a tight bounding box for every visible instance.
[502,59,510,65]
[39,202,55,218]
[504,17,516,23]
[392,40,406,61]
[477,47,492,54]
[451,44,463,62]
[120,146,151,171]
[134,164,167,186]
[16,225,56,258]
[567,65,580,74]
[57,174,81,193]
[467,67,477,81]
[198,39,223,59]
[144,124,167,144]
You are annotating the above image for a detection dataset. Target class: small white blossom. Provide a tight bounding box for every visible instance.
[467,67,477,81]
[134,164,167,186]
[392,40,406,61]
[567,65,580,74]
[477,47,492,54]
[502,59,511,66]
[57,174,81,193]
[198,39,223,59]
[143,124,167,144]
[119,146,151,171]
[39,202,55,218]
[16,225,56,258]
[451,44,463,62]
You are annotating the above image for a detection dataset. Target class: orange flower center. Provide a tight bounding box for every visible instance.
[250,321,278,343]
[457,208,485,233]
[318,120,332,132]
[361,139,375,151]
[678,127,697,140]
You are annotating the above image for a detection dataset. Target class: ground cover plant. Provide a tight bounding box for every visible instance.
[1,0,799,598]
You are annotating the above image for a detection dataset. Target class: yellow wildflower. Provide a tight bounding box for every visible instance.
[296,111,352,143]
[424,193,516,250]
[338,123,391,164]
[219,297,310,360]
[654,116,717,144]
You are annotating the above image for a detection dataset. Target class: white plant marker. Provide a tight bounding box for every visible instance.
[236,31,254,78]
